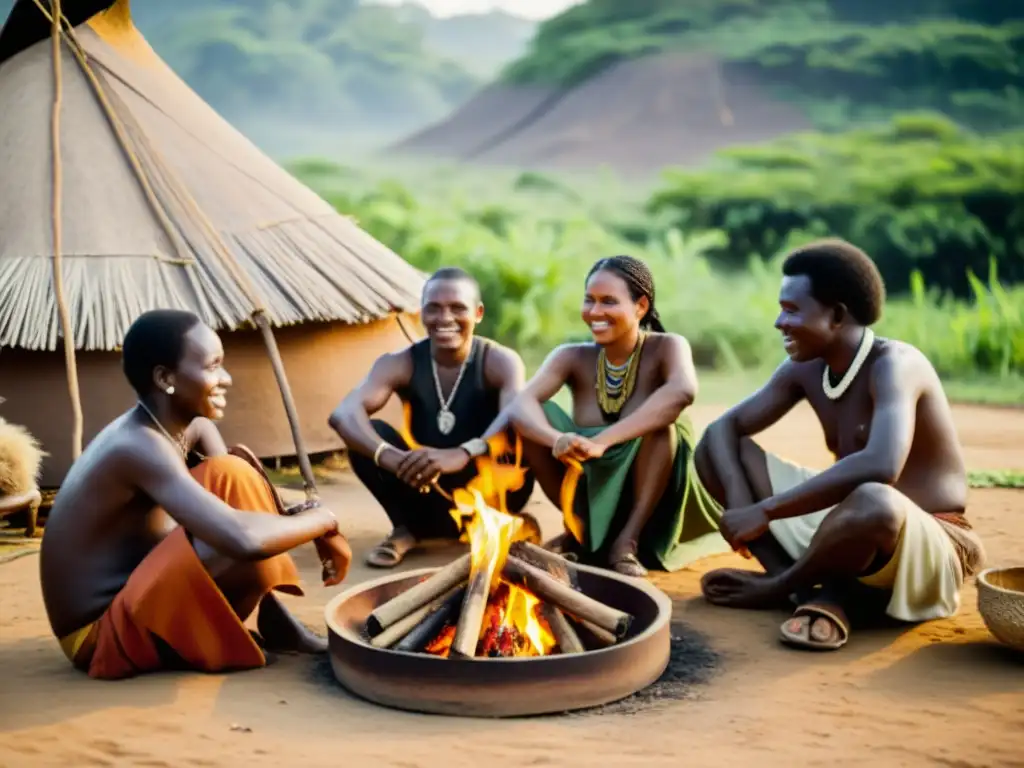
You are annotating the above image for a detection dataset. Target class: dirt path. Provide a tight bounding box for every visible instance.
[1,404,1022,767]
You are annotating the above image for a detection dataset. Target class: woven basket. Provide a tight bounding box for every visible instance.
[977,567,1024,652]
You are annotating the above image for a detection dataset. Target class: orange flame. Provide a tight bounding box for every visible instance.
[559,459,586,547]
[398,403,556,655]
[504,584,556,656]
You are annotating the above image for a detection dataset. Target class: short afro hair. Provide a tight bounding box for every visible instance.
[422,266,481,304]
[781,239,885,326]
[121,309,202,397]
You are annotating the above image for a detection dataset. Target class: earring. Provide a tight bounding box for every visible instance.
[166,386,175,395]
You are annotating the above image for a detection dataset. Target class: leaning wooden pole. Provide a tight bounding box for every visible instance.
[252,311,317,501]
[43,0,317,497]
[49,0,84,461]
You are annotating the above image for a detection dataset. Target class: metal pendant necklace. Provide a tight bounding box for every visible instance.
[431,346,470,435]
[137,400,193,462]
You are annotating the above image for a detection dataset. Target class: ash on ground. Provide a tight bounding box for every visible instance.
[568,621,720,717]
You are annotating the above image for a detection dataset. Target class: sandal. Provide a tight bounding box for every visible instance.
[611,551,648,578]
[779,603,850,651]
[366,533,415,569]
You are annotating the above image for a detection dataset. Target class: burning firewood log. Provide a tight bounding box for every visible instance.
[450,553,501,659]
[366,553,471,637]
[502,555,633,639]
[509,542,618,650]
[394,586,467,653]
[509,542,584,654]
[512,541,578,586]
[537,603,585,654]
[368,589,460,651]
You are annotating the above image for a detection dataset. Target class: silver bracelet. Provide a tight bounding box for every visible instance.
[373,441,394,466]
[460,437,489,458]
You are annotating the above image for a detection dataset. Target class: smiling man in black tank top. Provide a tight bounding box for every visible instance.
[329,267,537,567]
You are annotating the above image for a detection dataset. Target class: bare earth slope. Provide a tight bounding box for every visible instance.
[392,54,810,177]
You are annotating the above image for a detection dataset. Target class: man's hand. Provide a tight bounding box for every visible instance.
[720,503,771,549]
[553,433,606,464]
[395,448,471,488]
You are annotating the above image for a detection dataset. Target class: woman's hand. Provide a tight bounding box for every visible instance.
[553,433,606,464]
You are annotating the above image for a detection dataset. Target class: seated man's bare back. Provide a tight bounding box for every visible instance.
[40,309,351,679]
[694,239,985,651]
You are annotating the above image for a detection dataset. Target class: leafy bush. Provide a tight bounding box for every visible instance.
[292,156,1024,382]
[647,114,1024,297]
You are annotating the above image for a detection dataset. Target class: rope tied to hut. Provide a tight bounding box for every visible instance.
[31,0,318,500]
[47,0,84,461]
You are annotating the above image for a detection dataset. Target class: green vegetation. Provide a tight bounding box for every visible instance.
[968,469,1024,489]
[148,0,478,136]
[2,0,534,149]
[647,114,1024,299]
[289,124,1024,403]
[503,0,1024,130]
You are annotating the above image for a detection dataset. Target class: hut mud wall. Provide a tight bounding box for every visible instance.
[0,314,419,488]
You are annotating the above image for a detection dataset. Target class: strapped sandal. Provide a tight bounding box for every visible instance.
[779,604,850,651]
[366,534,415,569]
[611,551,648,578]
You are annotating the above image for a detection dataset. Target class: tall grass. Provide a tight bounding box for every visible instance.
[291,158,1024,403]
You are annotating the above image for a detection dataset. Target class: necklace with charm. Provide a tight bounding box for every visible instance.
[822,328,875,401]
[137,400,195,462]
[431,348,470,435]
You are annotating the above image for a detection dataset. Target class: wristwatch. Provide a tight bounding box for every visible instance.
[460,437,489,459]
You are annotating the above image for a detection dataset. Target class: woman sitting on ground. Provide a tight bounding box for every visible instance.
[508,256,728,577]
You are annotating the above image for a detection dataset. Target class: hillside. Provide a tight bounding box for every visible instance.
[392,0,1023,176]
[0,0,536,156]
[386,2,536,77]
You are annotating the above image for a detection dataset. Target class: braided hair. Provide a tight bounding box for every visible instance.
[586,255,665,333]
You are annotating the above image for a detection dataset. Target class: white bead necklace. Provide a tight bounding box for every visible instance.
[822,328,875,401]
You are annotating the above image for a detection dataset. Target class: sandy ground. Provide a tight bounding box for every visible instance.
[2,402,1023,767]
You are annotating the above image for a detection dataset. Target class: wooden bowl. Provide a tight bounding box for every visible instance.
[977,567,1024,652]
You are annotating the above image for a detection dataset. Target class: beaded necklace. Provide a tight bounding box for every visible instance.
[595,332,647,420]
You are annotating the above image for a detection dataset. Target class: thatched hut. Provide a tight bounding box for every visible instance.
[0,0,425,488]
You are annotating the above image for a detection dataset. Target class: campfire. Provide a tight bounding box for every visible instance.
[363,427,633,659]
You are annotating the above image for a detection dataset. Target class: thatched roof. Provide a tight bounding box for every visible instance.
[0,0,425,352]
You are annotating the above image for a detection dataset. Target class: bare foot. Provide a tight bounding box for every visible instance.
[700,567,788,609]
[316,531,353,586]
[256,593,328,654]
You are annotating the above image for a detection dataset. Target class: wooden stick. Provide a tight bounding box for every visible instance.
[511,541,579,586]
[253,311,317,501]
[394,586,466,653]
[366,554,471,637]
[370,585,464,650]
[538,602,584,654]
[48,0,84,462]
[502,555,632,639]
[575,618,617,648]
[450,562,495,659]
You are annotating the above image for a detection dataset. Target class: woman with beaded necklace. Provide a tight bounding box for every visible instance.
[509,256,728,577]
